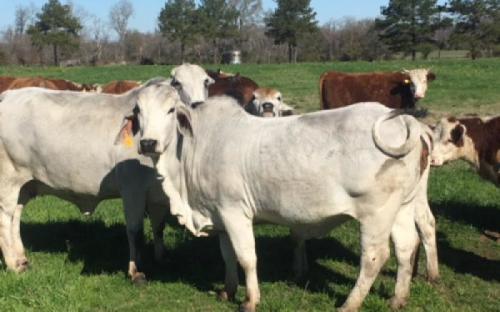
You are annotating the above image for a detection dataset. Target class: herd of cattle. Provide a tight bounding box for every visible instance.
[0,63,498,311]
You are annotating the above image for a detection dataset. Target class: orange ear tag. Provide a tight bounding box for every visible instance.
[123,133,134,148]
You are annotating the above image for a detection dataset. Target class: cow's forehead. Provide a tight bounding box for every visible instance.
[255,88,281,99]
[172,64,207,81]
[407,69,429,81]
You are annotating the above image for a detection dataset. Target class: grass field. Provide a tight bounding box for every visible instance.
[0,59,499,311]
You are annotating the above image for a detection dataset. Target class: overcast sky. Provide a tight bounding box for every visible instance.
[0,0,445,35]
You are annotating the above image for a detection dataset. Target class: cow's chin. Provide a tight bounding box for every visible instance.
[138,148,162,158]
[262,111,275,118]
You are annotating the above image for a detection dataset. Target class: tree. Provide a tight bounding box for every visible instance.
[229,0,264,28]
[27,0,82,65]
[375,0,440,60]
[198,0,239,64]
[158,0,198,62]
[448,0,500,59]
[109,0,133,60]
[265,0,318,63]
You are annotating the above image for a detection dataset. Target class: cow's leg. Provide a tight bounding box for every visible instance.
[0,189,28,272]
[146,203,167,262]
[222,213,259,312]
[339,197,401,312]
[414,194,439,282]
[218,232,238,302]
[390,202,420,310]
[122,193,147,284]
[290,230,308,280]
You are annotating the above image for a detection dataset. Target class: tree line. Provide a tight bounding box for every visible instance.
[0,0,499,66]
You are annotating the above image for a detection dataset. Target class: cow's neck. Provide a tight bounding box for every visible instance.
[158,131,198,234]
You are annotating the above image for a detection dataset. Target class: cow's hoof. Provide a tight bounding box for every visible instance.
[131,272,147,286]
[239,301,256,312]
[217,290,235,302]
[15,258,30,272]
[337,305,357,312]
[427,274,440,284]
[390,297,408,310]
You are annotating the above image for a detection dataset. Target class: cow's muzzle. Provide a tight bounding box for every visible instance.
[261,102,275,117]
[139,139,158,155]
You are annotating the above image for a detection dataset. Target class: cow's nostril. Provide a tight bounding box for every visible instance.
[262,102,274,111]
[140,139,158,153]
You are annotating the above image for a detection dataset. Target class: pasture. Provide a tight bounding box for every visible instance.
[0,59,499,311]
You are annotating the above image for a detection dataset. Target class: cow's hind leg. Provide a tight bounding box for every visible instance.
[221,211,259,312]
[390,202,420,310]
[218,232,239,301]
[414,195,439,282]
[339,196,402,312]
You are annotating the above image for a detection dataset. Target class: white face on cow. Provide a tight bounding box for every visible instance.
[403,69,435,100]
[135,82,182,156]
[252,88,283,117]
[170,63,215,105]
[430,118,468,166]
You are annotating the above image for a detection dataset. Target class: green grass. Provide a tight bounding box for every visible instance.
[0,59,499,311]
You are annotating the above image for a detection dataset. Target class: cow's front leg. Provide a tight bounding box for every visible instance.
[146,203,168,262]
[123,193,147,284]
[291,230,308,280]
[218,232,238,301]
[222,212,259,312]
[11,204,28,267]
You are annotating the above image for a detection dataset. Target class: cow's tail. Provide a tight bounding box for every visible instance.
[319,72,328,110]
[372,110,421,158]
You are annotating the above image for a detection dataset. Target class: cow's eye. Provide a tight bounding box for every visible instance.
[133,106,140,115]
[277,96,282,101]
[167,107,175,114]
[204,79,210,87]
[171,79,181,89]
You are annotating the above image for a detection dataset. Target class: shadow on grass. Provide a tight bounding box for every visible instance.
[20,219,358,299]
[432,200,500,233]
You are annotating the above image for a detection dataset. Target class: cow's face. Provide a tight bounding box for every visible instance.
[403,69,436,100]
[170,63,214,106]
[252,88,283,117]
[115,82,182,156]
[430,118,468,166]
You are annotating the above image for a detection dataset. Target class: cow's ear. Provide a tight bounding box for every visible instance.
[450,124,466,147]
[176,105,193,137]
[114,107,139,147]
[427,72,436,81]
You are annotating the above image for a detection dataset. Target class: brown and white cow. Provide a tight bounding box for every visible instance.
[320,69,436,110]
[207,69,259,109]
[100,80,141,94]
[431,116,500,186]
[0,77,16,93]
[250,88,294,117]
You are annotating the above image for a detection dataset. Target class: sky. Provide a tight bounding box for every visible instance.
[0,0,445,35]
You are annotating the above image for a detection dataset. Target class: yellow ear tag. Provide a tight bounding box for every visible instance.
[123,133,134,148]
[404,79,410,85]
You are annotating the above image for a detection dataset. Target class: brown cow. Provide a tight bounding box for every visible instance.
[431,116,500,186]
[3,76,97,92]
[0,77,16,93]
[100,80,141,94]
[320,69,436,110]
[207,69,259,109]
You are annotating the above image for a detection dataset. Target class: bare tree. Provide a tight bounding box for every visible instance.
[15,5,36,35]
[229,0,263,28]
[109,0,133,61]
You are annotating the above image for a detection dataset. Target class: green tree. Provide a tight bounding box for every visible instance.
[198,0,239,64]
[158,0,198,62]
[375,0,440,60]
[27,0,82,65]
[265,0,318,63]
[448,0,500,59]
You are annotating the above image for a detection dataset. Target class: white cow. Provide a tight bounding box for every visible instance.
[0,63,213,282]
[134,95,431,311]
